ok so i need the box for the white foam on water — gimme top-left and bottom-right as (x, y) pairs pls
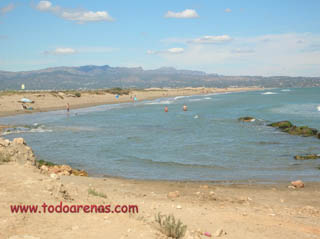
(281, 89), (291, 92)
(1, 128), (53, 136)
(174, 96), (188, 100)
(317, 106), (320, 112)
(262, 92), (278, 95)
(194, 115), (199, 119)
(145, 100), (173, 105)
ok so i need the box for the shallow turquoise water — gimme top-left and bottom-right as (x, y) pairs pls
(1, 88), (320, 182)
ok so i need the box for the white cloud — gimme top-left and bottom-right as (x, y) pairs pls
(36, 1), (114, 23)
(44, 46), (117, 55)
(153, 33), (320, 76)
(147, 48), (184, 55)
(231, 48), (255, 54)
(190, 35), (232, 44)
(225, 8), (232, 13)
(36, 1), (52, 11)
(164, 9), (199, 19)
(44, 48), (77, 55)
(0, 3), (15, 15)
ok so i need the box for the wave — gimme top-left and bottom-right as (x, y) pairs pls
(317, 106), (320, 112)
(1, 124), (52, 135)
(281, 89), (291, 92)
(117, 157), (226, 169)
(174, 96), (189, 100)
(262, 92), (278, 95)
(145, 100), (173, 105)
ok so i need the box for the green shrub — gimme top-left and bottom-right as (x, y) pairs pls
(0, 154), (10, 163)
(36, 159), (56, 168)
(155, 213), (187, 239)
(74, 92), (81, 97)
(88, 188), (107, 198)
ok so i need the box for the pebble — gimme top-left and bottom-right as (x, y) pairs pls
(167, 191), (180, 199)
(291, 180), (304, 188)
(50, 173), (60, 180)
(215, 228), (226, 237)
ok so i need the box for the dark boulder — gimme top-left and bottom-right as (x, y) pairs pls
(283, 126), (318, 137)
(238, 116), (256, 122)
(294, 154), (320, 160)
(268, 121), (293, 129)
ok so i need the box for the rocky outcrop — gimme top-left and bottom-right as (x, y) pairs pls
(38, 161), (88, 177)
(238, 116), (256, 122)
(268, 121), (319, 138)
(294, 154), (320, 160)
(268, 121), (293, 129)
(0, 137), (88, 176)
(283, 126), (318, 137)
(0, 137), (35, 165)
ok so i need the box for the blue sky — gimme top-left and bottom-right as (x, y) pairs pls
(1, 0), (320, 76)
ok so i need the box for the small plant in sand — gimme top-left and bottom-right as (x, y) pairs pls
(155, 213), (187, 239)
(36, 159), (56, 168)
(0, 154), (10, 163)
(74, 92), (81, 97)
(88, 188), (107, 199)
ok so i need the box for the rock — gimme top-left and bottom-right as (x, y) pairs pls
(167, 191), (180, 199)
(50, 173), (60, 180)
(215, 229), (226, 237)
(59, 165), (73, 175)
(318, 133), (320, 139)
(291, 180), (304, 188)
(0, 137), (36, 165)
(268, 121), (319, 138)
(71, 169), (88, 176)
(288, 185), (296, 189)
(283, 126), (318, 137)
(294, 154), (320, 160)
(238, 116), (256, 122)
(0, 138), (10, 147)
(13, 137), (26, 145)
(268, 121), (293, 129)
(40, 165), (49, 172)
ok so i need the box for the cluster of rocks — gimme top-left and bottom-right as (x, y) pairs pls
(0, 137), (36, 166)
(39, 163), (88, 177)
(268, 121), (319, 138)
(0, 137), (88, 177)
(294, 154), (320, 160)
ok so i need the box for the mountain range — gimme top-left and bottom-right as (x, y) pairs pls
(0, 65), (319, 90)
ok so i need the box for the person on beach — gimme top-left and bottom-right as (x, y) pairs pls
(164, 106), (168, 112)
(183, 105), (188, 111)
(66, 103), (70, 112)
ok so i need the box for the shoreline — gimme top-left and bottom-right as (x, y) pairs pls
(0, 87), (263, 118)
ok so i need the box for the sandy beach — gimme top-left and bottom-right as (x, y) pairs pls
(0, 158), (319, 239)
(0, 87), (262, 117)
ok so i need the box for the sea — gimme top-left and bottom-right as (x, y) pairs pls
(1, 88), (319, 183)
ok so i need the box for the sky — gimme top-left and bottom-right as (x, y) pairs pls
(0, 0), (320, 76)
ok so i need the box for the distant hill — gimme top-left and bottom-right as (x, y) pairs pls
(0, 65), (319, 90)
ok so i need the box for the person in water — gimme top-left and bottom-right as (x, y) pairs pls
(183, 105), (188, 111)
(66, 103), (70, 112)
(164, 106), (168, 112)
